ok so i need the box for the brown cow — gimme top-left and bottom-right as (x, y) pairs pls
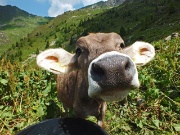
(37, 32), (155, 127)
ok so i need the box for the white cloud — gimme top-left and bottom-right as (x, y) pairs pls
(0, 0), (7, 6)
(48, 1), (74, 17)
(43, 0), (107, 17)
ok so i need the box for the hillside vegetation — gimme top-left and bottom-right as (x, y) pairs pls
(0, 5), (52, 54)
(0, 0), (180, 134)
(1, 0), (180, 64)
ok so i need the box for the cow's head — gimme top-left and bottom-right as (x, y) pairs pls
(37, 33), (155, 102)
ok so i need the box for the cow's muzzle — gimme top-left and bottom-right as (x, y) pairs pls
(88, 51), (139, 102)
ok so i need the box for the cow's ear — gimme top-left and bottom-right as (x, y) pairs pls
(36, 48), (75, 74)
(123, 41), (155, 66)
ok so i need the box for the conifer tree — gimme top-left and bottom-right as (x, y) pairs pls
(120, 26), (126, 37)
(168, 0), (176, 14)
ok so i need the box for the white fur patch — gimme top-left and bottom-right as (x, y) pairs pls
(88, 51), (139, 101)
(130, 41), (155, 66)
(100, 89), (130, 102)
(98, 120), (103, 127)
(36, 48), (73, 74)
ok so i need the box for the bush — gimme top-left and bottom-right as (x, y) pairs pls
(0, 60), (63, 134)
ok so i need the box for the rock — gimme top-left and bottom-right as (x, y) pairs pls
(171, 32), (179, 38)
(164, 35), (172, 42)
(164, 32), (179, 42)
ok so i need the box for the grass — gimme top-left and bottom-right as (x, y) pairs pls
(0, 34), (179, 135)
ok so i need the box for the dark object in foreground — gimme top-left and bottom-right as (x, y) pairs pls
(16, 118), (108, 135)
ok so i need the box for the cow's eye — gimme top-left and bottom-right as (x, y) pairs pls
(120, 43), (125, 48)
(76, 48), (82, 57)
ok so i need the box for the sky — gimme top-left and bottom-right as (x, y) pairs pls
(0, 0), (107, 17)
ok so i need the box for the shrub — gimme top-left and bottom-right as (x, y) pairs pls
(0, 60), (63, 134)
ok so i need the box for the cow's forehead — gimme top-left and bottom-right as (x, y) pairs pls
(76, 33), (123, 52)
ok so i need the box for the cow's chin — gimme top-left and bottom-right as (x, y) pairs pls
(88, 86), (134, 102)
(99, 89), (130, 102)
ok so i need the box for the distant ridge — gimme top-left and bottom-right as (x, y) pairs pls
(0, 5), (35, 24)
(106, 0), (126, 6)
(105, 0), (136, 7)
(81, 0), (126, 9)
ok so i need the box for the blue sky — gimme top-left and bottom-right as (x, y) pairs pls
(0, 0), (107, 17)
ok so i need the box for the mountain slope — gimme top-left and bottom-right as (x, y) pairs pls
(1, 0), (180, 64)
(0, 5), (33, 24)
(0, 5), (52, 54)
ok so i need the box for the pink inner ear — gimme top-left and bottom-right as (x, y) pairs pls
(140, 48), (149, 54)
(46, 56), (58, 62)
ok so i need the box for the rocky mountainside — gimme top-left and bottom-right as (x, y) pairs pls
(106, 0), (126, 6)
(83, 0), (140, 10)
(82, 0), (127, 9)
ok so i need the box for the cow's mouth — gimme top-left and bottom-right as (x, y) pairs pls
(99, 88), (130, 102)
(88, 85), (138, 102)
(88, 51), (140, 102)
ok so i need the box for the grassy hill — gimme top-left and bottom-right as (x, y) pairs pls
(1, 0), (180, 65)
(0, 5), (52, 54)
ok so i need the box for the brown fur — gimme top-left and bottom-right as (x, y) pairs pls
(37, 32), (155, 127)
(56, 33), (124, 126)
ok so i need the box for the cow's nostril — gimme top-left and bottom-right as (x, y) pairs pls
(91, 63), (105, 77)
(125, 61), (131, 71)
